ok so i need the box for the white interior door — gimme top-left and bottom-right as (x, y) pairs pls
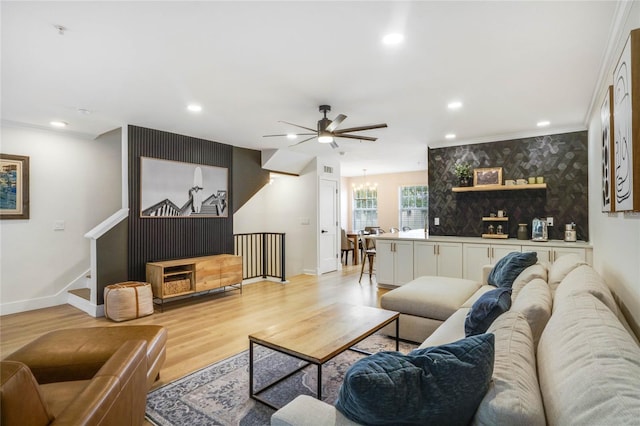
(319, 179), (338, 274)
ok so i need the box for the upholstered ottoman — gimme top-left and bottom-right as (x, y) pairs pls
(380, 276), (484, 343)
(104, 281), (154, 322)
(3, 325), (167, 390)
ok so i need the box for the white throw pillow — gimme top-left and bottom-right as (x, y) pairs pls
(547, 254), (586, 292)
(553, 265), (618, 316)
(511, 263), (548, 301)
(538, 293), (640, 426)
(472, 311), (546, 426)
(511, 278), (552, 348)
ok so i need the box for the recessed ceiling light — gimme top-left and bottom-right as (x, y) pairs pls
(537, 120), (550, 127)
(50, 121), (68, 128)
(187, 104), (202, 113)
(445, 133), (456, 140)
(447, 101), (463, 110)
(286, 134), (297, 139)
(382, 33), (404, 46)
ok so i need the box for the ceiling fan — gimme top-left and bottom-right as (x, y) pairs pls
(263, 105), (387, 149)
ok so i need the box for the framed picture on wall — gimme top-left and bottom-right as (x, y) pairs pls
(140, 157), (228, 218)
(473, 167), (503, 187)
(601, 85), (615, 212)
(613, 29), (640, 212)
(0, 153), (29, 220)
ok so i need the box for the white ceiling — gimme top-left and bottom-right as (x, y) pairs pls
(1, 1), (621, 176)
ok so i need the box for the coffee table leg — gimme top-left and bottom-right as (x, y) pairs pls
(317, 364), (322, 400)
(395, 317), (399, 351)
(249, 341), (254, 398)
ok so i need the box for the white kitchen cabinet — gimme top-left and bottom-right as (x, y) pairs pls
(463, 243), (522, 282)
(376, 240), (414, 286)
(414, 241), (463, 278)
(524, 245), (587, 264)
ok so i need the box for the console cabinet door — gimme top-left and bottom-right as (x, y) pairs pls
(414, 242), (438, 277)
(376, 240), (396, 285)
(437, 242), (463, 278)
(463, 244), (491, 281)
(552, 247), (586, 262)
(376, 240), (413, 286)
(463, 243), (520, 281)
(394, 241), (414, 286)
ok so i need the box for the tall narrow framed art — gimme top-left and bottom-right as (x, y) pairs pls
(601, 86), (614, 212)
(613, 28), (640, 212)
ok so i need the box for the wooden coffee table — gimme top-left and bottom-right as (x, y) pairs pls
(248, 303), (399, 409)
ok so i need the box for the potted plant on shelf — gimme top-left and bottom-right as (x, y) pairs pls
(453, 162), (473, 187)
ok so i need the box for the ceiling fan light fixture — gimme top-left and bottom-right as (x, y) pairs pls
(318, 135), (334, 143)
(382, 33), (404, 46)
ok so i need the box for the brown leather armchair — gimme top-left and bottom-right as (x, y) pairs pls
(1, 340), (148, 426)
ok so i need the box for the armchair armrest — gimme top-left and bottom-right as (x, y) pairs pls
(272, 395), (361, 426)
(52, 340), (147, 425)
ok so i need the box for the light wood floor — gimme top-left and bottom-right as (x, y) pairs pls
(0, 263), (387, 390)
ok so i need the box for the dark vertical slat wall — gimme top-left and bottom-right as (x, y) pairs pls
(128, 125), (234, 281)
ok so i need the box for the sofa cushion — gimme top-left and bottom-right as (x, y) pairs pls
(419, 308), (470, 349)
(380, 276), (481, 321)
(538, 293), (640, 425)
(511, 263), (548, 301)
(472, 311), (546, 426)
(461, 286), (495, 308)
(465, 287), (512, 337)
(547, 253), (586, 291)
(487, 252), (538, 289)
(553, 264), (619, 316)
(336, 334), (495, 426)
(510, 278), (552, 348)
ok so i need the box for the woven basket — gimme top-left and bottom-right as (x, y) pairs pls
(104, 281), (154, 322)
(164, 279), (191, 296)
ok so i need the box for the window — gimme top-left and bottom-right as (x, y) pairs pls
(353, 187), (378, 231)
(399, 185), (428, 230)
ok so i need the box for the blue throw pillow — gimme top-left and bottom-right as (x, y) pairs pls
(465, 287), (512, 336)
(335, 334), (495, 426)
(487, 251), (537, 288)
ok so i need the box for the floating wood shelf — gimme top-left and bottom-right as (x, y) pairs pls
(482, 234), (509, 239)
(482, 217), (509, 221)
(452, 183), (547, 192)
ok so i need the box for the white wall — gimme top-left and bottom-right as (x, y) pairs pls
(587, 3), (640, 328)
(0, 124), (121, 314)
(234, 158), (319, 277)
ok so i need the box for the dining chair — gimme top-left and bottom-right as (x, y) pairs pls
(402, 226), (412, 232)
(340, 229), (355, 265)
(389, 227), (400, 233)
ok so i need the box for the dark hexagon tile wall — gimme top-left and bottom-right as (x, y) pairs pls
(428, 131), (589, 241)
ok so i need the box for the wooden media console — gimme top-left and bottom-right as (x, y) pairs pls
(146, 254), (243, 308)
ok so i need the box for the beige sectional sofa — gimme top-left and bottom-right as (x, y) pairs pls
(272, 255), (640, 425)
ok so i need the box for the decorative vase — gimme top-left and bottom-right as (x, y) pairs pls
(517, 223), (528, 240)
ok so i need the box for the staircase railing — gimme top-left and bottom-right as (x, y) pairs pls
(234, 233), (286, 282)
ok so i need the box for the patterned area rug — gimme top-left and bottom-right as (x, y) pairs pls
(146, 334), (417, 426)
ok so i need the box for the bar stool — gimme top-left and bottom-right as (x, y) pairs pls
(359, 234), (376, 283)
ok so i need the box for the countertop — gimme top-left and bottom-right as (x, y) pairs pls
(371, 229), (592, 248)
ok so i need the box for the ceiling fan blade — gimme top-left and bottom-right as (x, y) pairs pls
(325, 114), (347, 132)
(278, 121), (317, 132)
(263, 133), (315, 138)
(333, 123), (388, 134)
(334, 134), (377, 141)
(288, 136), (316, 147)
